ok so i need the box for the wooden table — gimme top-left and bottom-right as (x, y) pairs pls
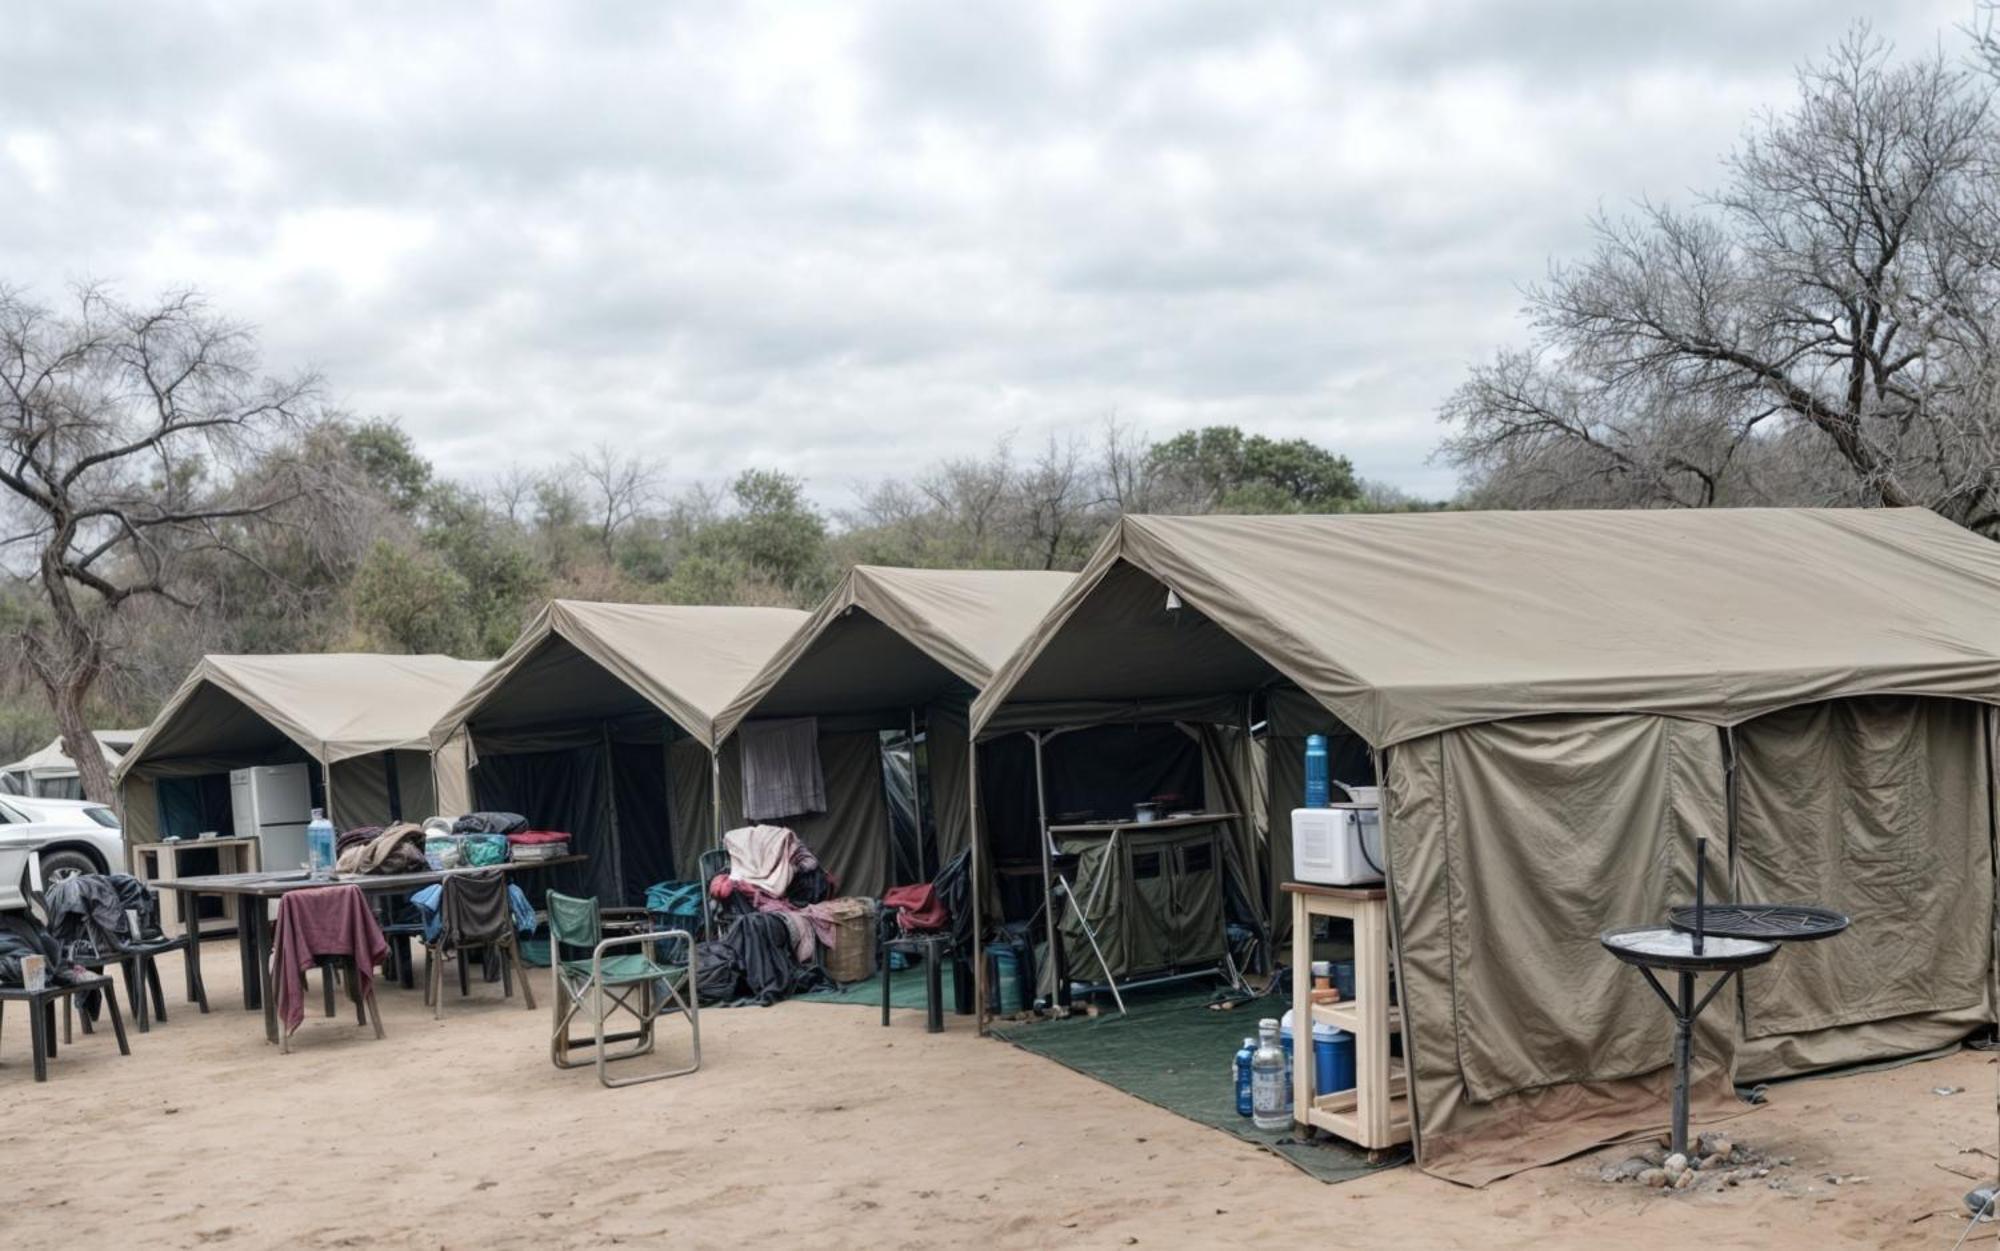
(154, 856), (587, 1044)
(1283, 881), (1411, 1153)
(132, 836), (262, 939)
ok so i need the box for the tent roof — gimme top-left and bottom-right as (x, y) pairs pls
(971, 508), (2000, 746)
(430, 599), (810, 752)
(116, 654), (492, 779)
(713, 566), (1076, 740)
(3, 730), (144, 777)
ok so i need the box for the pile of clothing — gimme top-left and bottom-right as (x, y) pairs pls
(0, 912), (89, 988)
(43, 873), (162, 960)
(334, 823), (429, 875)
(38, 873), (164, 1018)
(696, 824), (839, 1005)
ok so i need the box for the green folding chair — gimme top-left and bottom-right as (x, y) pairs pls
(547, 890), (700, 1087)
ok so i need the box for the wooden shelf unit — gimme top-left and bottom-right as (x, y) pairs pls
(133, 836), (261, 939)
(1284, 881), (1412, 1152)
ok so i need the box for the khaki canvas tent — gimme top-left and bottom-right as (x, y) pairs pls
(426, 600), (808, 906)
(2, 729), (142, 799)
(712, 566), (1075, 898)
(116, 655), (492, 847)
(971, 508), (2000, 1186)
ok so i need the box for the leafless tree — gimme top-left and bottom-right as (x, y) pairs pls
(1012, 433), (1100, 570)
(571, 443), (661, 563)
(1442, 29), (2000, 533)
(486, 464), (540, 526)
(0, 285), (318, 802)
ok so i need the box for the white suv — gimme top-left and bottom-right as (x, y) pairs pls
(0, 795), (125, 900)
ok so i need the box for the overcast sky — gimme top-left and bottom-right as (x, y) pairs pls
(0, 1), (1974, 507)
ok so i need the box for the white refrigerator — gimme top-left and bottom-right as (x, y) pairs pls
(230, 763), (313, 872)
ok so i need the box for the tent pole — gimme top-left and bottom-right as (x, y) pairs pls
(1244, 692), (1271, 974)
(969, 737), (987, 1035)
(1032, 729), (1064, 1010)
(320, 760), (335, 830)
(710, 745), (723, 851)
(1722, 725), (1739, 900)
(600, 723), (624, 905)
(908, 705), (926, 882)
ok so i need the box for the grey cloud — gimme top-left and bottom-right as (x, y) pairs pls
(0, 0), (1974, 509)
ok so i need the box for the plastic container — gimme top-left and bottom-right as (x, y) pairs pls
(988, 942), (1028, 1016)
(1329, 959), (1356, 1000)
(1250, 1019), (1288, 1130)
(306, 808), (336, 880)
(1285, 1010), (1355, 1097)
(1315, 1027), (1356, 1094)
(1304, 735), (1330, 808)
(1233, 1037), (1255, 1117)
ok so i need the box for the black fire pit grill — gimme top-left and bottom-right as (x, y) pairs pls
(1599, 836), (1814, 1158)
(1666, 903), (1849, 943)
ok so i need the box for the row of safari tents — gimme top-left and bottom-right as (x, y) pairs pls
(105, 507), (2000, 1184)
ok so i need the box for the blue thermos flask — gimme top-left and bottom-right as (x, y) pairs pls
(1304, 734), (1330, 807)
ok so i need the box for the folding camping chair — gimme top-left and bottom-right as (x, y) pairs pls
(423, 871), (535, 1018)
(547, 890), (700, 1087)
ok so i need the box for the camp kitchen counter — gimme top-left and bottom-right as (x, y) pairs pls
(155, 855), (586, 1044)
(1044, 813), (1238, 999)
(1283, 881), (1411, 1154)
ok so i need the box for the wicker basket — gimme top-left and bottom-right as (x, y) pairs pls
(819, 897), (878, 984)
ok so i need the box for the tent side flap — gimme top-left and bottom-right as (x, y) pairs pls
(1384, 713), (1741, 1187)
(1732, 697), (1996, 1080)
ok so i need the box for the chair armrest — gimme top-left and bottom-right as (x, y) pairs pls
(590, 929), (698, 992)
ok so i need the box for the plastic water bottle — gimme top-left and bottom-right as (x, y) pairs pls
(1278, 1009), (1298, 1114)
(307, 808), (336, 880)
(1233, 1037), (1256, 1117)
(1304, 734), (1330, 807)
(1251, 1018), (1289, 1130)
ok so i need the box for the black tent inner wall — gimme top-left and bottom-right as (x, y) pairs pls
(978, 723), (1204, 925)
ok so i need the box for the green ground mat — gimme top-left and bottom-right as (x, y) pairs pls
(803, 962), (960, 1010)
(991, 985), (1408, 1184)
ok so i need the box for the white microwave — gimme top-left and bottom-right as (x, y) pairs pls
(1292, 805), (1384, 886)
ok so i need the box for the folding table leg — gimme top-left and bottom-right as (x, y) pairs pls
(259, 908), (279, 1045)
(236, 894), (261, 1010)
(189, 940), (209, 1014)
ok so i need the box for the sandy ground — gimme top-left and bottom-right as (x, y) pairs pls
(1, 944), (1994, 1251)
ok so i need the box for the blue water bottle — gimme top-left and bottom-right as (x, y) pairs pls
(307, 807), (336, 879)
(1304, 734), (1330, 807)
(1234, 1036), (1256, 1117)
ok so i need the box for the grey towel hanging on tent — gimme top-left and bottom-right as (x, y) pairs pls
(740, 717), (825, 821)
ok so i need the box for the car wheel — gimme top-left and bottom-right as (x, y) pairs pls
(36, 848), (98, 887)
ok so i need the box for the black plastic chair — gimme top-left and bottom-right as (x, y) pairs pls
(877, 851), (974, 1032)
(39, 873), (206, 1035)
